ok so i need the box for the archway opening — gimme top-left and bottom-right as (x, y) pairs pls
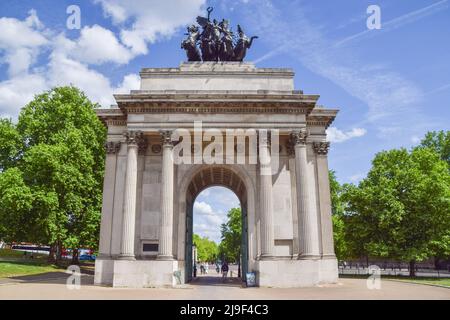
(185, 166), (248, 286)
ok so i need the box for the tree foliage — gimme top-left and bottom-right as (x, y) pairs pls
(329, 171), (348, 260)
(418, 131), (450, 263)
(419, 130), (450, 166)
(219, 207), (242, 264)
(0, 119), (22, 171)
(0, 168), (33, 242)
(193, 234), (218, 262)
(0, 86), (106, 262)
(341, 147), (450, 274)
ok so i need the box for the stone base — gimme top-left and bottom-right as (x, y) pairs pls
(95, 258), (338, 288)
(94, 258), (184, 288)
(94, 258), (114, 286)
(256, 258), (338, 288)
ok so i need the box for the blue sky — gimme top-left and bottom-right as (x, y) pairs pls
(0, 0), (449, 242)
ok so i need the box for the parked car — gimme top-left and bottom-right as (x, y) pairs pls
(79, 254), (96, 261)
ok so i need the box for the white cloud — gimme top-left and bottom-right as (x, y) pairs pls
(194, 201), (225, 225)
(193, 201), (227, 242)
(0, 10), (48, 77)
(94, 0), (206, 55)
(0, 10), (46, 49)
(115, 74), (140, 94)
(0, 74), (47, 118)
(0, 10), (150, 117)
(0, 53), (137, 116)
(64, 25), (135, 65)
(194, 201), (214, 216)
(0, 2), (210, 117)
(48, 51), (116, 107)
(193, 187), (241, 242)
(327, 127), (367, 143)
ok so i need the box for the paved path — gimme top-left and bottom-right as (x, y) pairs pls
(0, 272), (449, 300)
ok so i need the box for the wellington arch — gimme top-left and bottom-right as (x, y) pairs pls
(94, 62), (339, 288)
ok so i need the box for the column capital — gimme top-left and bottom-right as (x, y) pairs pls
(105, 141), (121, 154)
(290, 129), (308, 146)
(124, 131), (147, 154)
(313, 141), (330, 155)
(159, 130), (174, 147)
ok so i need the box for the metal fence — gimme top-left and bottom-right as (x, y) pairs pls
(339, 264), (450, 278)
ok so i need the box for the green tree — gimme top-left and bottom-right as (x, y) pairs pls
(342, 147), (450, 276)
(418, 131), (450, 266)
(329, 171), (348, 260)
(0, 86), (106, 263)
(219, 207), (242, 276)
(419, 130), (450, 166)
(193, 234), (218, 263)
(0, 119), (22, 171)
(0, 168), (33, 242)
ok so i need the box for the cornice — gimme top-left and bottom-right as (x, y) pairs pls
(96, 108), (126, 126)
(113, 91), (318, 103)
(306, 108), (339, 129)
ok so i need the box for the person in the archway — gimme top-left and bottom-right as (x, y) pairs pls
(221, 261), (229, 282)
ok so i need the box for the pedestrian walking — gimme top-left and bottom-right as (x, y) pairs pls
(221, 261), (229, 282)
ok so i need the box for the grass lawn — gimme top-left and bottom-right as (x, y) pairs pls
(0, 261), (62, 278)
(392, 277), (450, 288)
(339, 274), (450, 288)
(0, 249), (63, 278)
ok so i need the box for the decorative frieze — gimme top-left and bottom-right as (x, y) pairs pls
(105, 119), (127, 126)
(121, 103), (313, 115)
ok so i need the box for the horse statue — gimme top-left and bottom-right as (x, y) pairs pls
(218, 19), (234, 61)
(233, 25), (258, 62)
(181, 7), (258, 62)
(181, 25), (201, 62)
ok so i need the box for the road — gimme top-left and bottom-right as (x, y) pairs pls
(0, 271), (449, 300)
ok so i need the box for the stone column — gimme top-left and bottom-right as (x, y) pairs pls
(291, 129), (320, 259)
(119, 131), (144, 260)
(313, 141), (336, 259)
(259, 130), (274, 259)
(98, 141), (121, 259)
(157, 130), (175, 260)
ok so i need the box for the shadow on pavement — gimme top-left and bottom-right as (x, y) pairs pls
(0, 271), (94, 286)
(189, 275), (243, 287)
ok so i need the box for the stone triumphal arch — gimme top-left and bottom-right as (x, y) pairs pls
(95, 62), (339, 288)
